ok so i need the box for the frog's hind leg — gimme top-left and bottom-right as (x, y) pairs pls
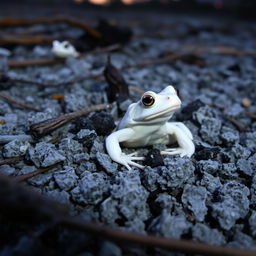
(161, 122), (195, 157)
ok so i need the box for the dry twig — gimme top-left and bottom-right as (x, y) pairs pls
(0, 16), (101, 40)
(13, 164), (59, 182)
(8, 44), (121, 68)
(0, 156), (24, 166)
(29, 103), (111, 138)
(0, 93), (42, 112)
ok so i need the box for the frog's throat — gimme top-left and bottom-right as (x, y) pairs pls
(134, 105), (180, 121)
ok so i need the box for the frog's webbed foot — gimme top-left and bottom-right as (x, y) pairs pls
(121, 153), (145, 170)
(106, 128), (145, 170)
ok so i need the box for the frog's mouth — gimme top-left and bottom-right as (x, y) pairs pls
(135, 104), (181, 121)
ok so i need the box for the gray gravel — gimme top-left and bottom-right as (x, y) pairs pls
(0, 11), (256, 256)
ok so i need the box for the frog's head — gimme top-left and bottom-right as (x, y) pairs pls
(52, 40), (79, 58)
(133, 86), (181, 123)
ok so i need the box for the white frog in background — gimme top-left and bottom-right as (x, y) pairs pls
(51, 40), (79, 58)
(106, 86), (195, 170)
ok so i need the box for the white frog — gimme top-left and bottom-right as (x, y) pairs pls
(106, 86), (195, 170)
(51, 40), (79, 58)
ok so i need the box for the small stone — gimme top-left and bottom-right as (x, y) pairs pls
(28, 142), (65, 168)
(77, 162), (97, 176)
(249, 211), (256, 237)
(158, 158), (195, 190)
(124, 218), (146, 234)
(73, 153), (90, 164)
(98, 241), (122, 256)
(220, 163), (239, 179)
(231, 143), (251, 160)
(90, 112), (116, 136)
(180, 99), (205, 121)
(197, 160), (221, 175)
(153, 194), (176, 214)
(27, 171), (53, 187)
(192, 105), (218, 125)
(99, 197), (119, 224)
(224, 104), (244, 117)
(90, 139), (104, 157)
(228, 231), (256, 250)
(54, 166), (78, 191)
(200, 172), (222, 194)
(220, 126), (239, 146)
(71, 171), (109, 205)
(0, 165), (16, 176)
(194, 146), (220, 161)
(199, 117), (222, 145)
(241, 97), (251, 108)
(237, 159), (253, 176)
(148, 210), (191, 239)
(181, 184), (208, 221)
(75, 129), (97, 148)
(45, 189), (70, 205)
(144, 149), (164, 168)
(243, 132), (256, 151)
(96, 152), (118, 174)
(110, 170), (149, 221)
(58, 138), (83, 163)
(210, 181), (250, 230)
(141, 166), (160, 192)
(2, 140), (30, 158)
(192, 223), (226, 246)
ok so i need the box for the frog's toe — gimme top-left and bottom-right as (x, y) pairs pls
(161, 148), (179, 152)
(161, 148), (181, 155)
(127, 160), (145, 169)
(127, 151), (139, 157)
(161, 148), (193, 158)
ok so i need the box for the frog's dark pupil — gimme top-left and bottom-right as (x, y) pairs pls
(142, 95), (154, 106)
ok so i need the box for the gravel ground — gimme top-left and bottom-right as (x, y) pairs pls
(0, 10), (256, 256)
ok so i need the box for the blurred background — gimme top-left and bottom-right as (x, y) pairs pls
(0, 0), (256, 19)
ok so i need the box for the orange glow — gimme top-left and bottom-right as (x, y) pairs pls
(122, 0), (151, 4)
(88, 0), (109, 5)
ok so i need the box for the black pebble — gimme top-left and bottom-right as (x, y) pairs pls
(90, 111), (116, 136)
(74, 111), (116, 136)
(180, 99), (205, 121)
(144, 149), (164, 168)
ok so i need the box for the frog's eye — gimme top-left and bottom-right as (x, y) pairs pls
(141, 94), (155, 107)
(63, 42), (70, 48)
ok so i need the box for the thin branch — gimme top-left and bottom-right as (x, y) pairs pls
(0, 93), (42, 112)
(8, 58), (64, 68)
(13, 163), (59, 182)
(62, 217), (255, 256)
(0, 156), (24, 166)
(29, 103), (111, 138)
(0, 33), (57, 46)
(245, 111), (256, 120)
(224, 115), (247, 132)
(8, 44), (121, 68)
(0, 16), (102, 40)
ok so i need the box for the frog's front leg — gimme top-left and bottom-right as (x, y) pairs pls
(106, 128), (145, 170)
(161, 122), (195, 157)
